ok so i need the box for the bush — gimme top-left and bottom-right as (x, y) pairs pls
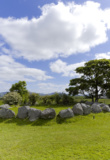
(60, 93), (74, 105)
(29, 93), (39, 105)
(52, 93), (61, 105)
(40, 95), (53, 105)
(3, 92), (22, 105)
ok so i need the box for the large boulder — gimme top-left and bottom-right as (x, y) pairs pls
(41, 108), (56, 119)
(101, 104), (110, 112)
(0, 104), (10, 109)
(28, 108), (41, 121)
(59, 108), (74, 118)
(17, 106), (30, 119)
(72, 103), (83, 115)
(81, 103), (91, 115)
(98, 103), (105, 107)
(91, 103), (102, 113)
(0, 108), (15, 118)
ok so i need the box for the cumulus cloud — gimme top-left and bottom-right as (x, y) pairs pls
(0, 81), (11, 92)
(95, 52), (110, 59)
(36, 83), (68, 94)
(0, 55), (52, 82)
(0, 1), (110, 61)
(50, 59), (85, 77)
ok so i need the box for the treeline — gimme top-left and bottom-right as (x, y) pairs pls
(2, 81), (74, 106)
(3, 92), (74, 106)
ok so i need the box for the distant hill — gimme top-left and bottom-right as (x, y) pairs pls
(0, 92), (8, 97)
(28, 92), (57, 96)
(0, 92), (63, 97)
(35, 92), (62, 96)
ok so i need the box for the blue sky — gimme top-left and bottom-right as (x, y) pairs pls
(0, 0), (110, 93)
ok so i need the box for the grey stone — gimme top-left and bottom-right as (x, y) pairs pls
(72, 103), (83, 115)
(28, 108), (41, 121)
(81, 103), (91, 115)
(0, 108), (15, 118)
(0, 104), (10, 109)
(41, 108), (56, 119)
(17, 106), (30, 119)
(91, 104), (102, 113)
(99, 103), (107, 107)
(59, 108), (74, 118)
(85, 101), (93, 105)
(101, 104), (110, 112)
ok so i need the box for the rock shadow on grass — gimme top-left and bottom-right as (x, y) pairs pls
(56, 115), (68, 124)
(1, 117), (55, 126)
(31, 118), (54, 126)
(3, 117), (32, 126)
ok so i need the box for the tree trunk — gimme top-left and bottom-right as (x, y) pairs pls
(95, 97), (98, 102)
(95, 74), (99, 102)
(92, 95), (94, 102)
(95, 88), (98, 102)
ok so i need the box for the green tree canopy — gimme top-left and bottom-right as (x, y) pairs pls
(10, 81), (28, 96)
(10, 81), (29, 104)
(66, 59), (110, 102)
(29, 93), (40, 105)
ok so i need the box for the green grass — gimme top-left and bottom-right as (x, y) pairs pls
(1, 100), (110, 159)
(0, 106), (110, 159)
(74, 97), (110, 105)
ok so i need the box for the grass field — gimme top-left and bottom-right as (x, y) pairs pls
(0, 99), (110, 159)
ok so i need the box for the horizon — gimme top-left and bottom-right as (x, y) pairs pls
(0, 0), (110, 93)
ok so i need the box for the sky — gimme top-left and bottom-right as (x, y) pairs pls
(0, 0), (110, 93)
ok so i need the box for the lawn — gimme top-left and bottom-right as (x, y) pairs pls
(0, 102), (110, 160)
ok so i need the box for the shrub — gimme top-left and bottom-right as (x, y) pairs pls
(29, 93), (39, 105)
(60, 93), (74, 105)
(3, 92), (22, 105)
(52, 93), (61, 105)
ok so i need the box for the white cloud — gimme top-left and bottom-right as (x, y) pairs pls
(0, 55), (53, 82)
(95, 52), (110, 59)
(0, 81), (11, 92)
(0, 42), (4, 47)
(36, 83), (68, 94)
(0, 1), (110, 61)
(50, 59), (85, 77)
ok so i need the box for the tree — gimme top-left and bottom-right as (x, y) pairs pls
(53, 93), (61, 105)
(66, 59), (110, 102)
(60, 93), (74, 105)
(3, 92), (22, 105)
(40, 95), (53, 105)
(10, 81), (29, 104)
(29, 93), (39, 105)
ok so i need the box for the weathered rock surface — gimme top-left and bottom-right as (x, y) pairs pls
(81, 103), (91, 115)
(85, 101), (93, 105)
(0, 104), (10, 109)
(28, 108), (41, 121)
(72, 103), (83, 115)
(17, 106), (30, 119)
(59, 108), (74, 118)
(101, 104), (110, 112)
(91, 103), (102, 113)
(41, 108), (56, 119)
(0, 108), (15, 118)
